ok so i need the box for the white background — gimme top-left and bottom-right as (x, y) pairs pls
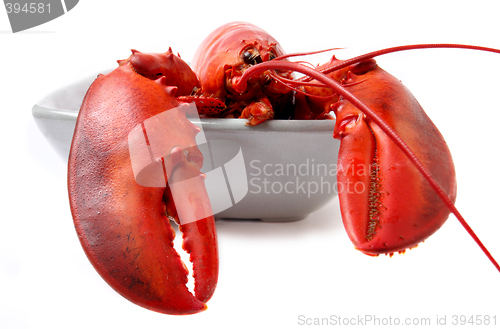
(2, 1), (500, 328)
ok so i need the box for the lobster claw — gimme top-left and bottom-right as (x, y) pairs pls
(68, 50), (218, 314)
(330, 62), (457, 255)
(233, 43), (499, 271)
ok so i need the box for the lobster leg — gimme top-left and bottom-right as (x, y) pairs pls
(239, 96), (274, 125)
(68, 51), (218, 314)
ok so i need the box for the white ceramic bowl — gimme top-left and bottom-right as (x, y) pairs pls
(33, 72), (340, 222)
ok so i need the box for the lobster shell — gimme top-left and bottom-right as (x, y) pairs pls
(68, 50), (218, 314)
(303, 58), (457, 254)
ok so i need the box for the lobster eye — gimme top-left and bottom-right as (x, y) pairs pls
(242, 49), (263, 65)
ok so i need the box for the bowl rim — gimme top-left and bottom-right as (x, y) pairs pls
(33, 104), (336, 132)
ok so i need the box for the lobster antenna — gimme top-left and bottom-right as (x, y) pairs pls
(298, 44), (500, 82)
(272, 47), (344, 61)
(236, 61), (500, 272)
(268, 70), (367, 99)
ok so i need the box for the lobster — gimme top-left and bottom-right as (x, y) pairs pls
(67, 21), (500, 316)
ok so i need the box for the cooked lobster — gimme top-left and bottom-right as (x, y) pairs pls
(67, 22), (499, 316)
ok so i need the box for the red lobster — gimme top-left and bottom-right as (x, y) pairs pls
(67, 21), (500, 316)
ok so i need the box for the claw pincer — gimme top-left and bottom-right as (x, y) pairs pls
(68, 50), (218, 315)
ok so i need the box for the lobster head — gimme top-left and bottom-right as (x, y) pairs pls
(191, 21), (294, 122)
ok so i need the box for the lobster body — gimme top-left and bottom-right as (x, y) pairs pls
(300, 58), (457, 254)
(66, 22), (499, 316)
(68, 50), (218, 315)
(191, 21), (294, 125)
